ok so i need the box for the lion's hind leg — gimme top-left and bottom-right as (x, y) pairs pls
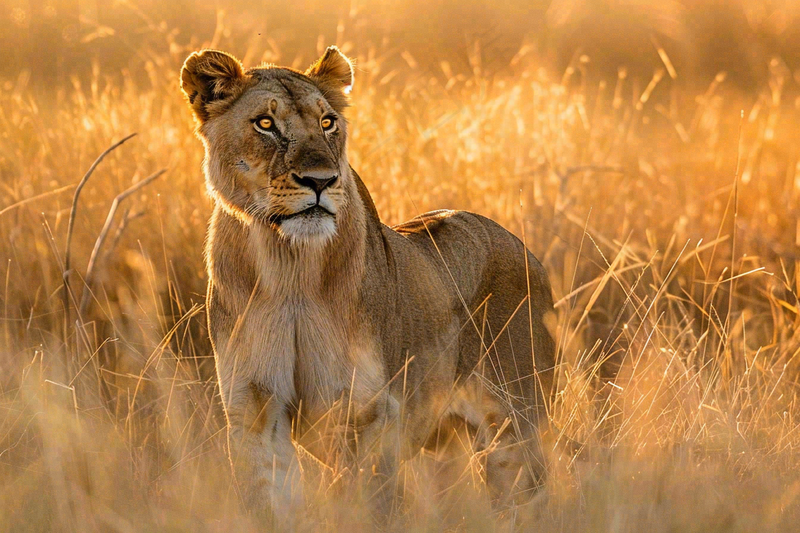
(444, 381), (547, 506)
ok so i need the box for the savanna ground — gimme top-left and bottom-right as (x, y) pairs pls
(3, 1), (800, 531)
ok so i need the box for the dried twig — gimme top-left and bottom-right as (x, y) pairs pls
(62, 133), (137, 340)
(0, 183), (76, 218)
(105, 207), (146, 262)
(79, 168), (166, 316)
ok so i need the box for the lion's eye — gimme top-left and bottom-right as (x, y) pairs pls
(321, 116), (336, 131)
(254, 117), (274, 133)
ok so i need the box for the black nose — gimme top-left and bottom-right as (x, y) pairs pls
(292, 173), (338, 194)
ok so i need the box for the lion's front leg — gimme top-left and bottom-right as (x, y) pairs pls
(219, 370), (302, 523)
(208, 282), (302, 522)
(348, 392), (401, 520)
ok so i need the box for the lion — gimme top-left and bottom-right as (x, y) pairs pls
(180, 45), (556, 522)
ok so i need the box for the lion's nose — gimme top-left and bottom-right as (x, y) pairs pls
(292, 172), (338, 194)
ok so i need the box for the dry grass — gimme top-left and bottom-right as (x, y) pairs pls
(3, 15), (800, 533)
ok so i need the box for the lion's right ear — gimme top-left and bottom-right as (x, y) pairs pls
(180, 50), (245, 123)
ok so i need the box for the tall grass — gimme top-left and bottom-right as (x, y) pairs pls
(2, 20), (800, 532)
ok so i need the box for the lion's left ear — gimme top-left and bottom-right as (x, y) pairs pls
(306, 46), (354, 94)
(181, 49), (246, 123)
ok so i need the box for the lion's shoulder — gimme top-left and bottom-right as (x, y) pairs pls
(391, 209), (507, 250)
(391, 209), (460, 235)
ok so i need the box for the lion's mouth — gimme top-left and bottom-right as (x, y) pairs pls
(271, 204), (334, 224)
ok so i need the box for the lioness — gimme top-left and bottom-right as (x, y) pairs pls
(180, 46), (556, 519)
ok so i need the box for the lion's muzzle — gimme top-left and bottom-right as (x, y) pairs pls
(291, 170), (339, 199)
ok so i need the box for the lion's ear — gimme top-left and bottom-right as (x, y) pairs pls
(306, 46), (354, 94)
(181, 50), (245, 123)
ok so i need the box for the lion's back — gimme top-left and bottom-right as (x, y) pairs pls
(392, 210), (490, 300)
(391, 209), (552, 312)
(391, 209), (556, 404)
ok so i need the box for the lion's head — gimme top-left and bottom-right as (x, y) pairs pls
(180, 47), (355, 245)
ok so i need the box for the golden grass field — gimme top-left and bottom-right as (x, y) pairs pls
(3, 3), (800, 531)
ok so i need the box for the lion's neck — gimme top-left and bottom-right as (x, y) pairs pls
(248, 175), (368, 311)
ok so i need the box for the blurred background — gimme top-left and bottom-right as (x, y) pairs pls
(5, 0), (800, 89)
(3, 1), (800, 530)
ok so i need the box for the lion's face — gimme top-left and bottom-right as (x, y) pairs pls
(181, 47), (354, 245)
(203, 71), (350, 244)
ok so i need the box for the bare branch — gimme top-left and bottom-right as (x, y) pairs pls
(0, 183), (76, 218)
(104, 207), (145, 263)
(79, 168), (166, 317)
(62, 133), (137, 341)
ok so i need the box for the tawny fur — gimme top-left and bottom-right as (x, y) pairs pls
(181, 46), (557, 519)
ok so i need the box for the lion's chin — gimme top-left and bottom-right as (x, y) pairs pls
(275, 211), (337, 247)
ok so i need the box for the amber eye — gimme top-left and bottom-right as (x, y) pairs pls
(321, 116), (336, 131)
(254, 117), (274, 132)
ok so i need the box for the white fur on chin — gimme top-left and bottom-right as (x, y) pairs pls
(277, 215), (338, 247)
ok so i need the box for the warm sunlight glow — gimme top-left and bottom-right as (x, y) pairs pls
(2, 1), (800, 531)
